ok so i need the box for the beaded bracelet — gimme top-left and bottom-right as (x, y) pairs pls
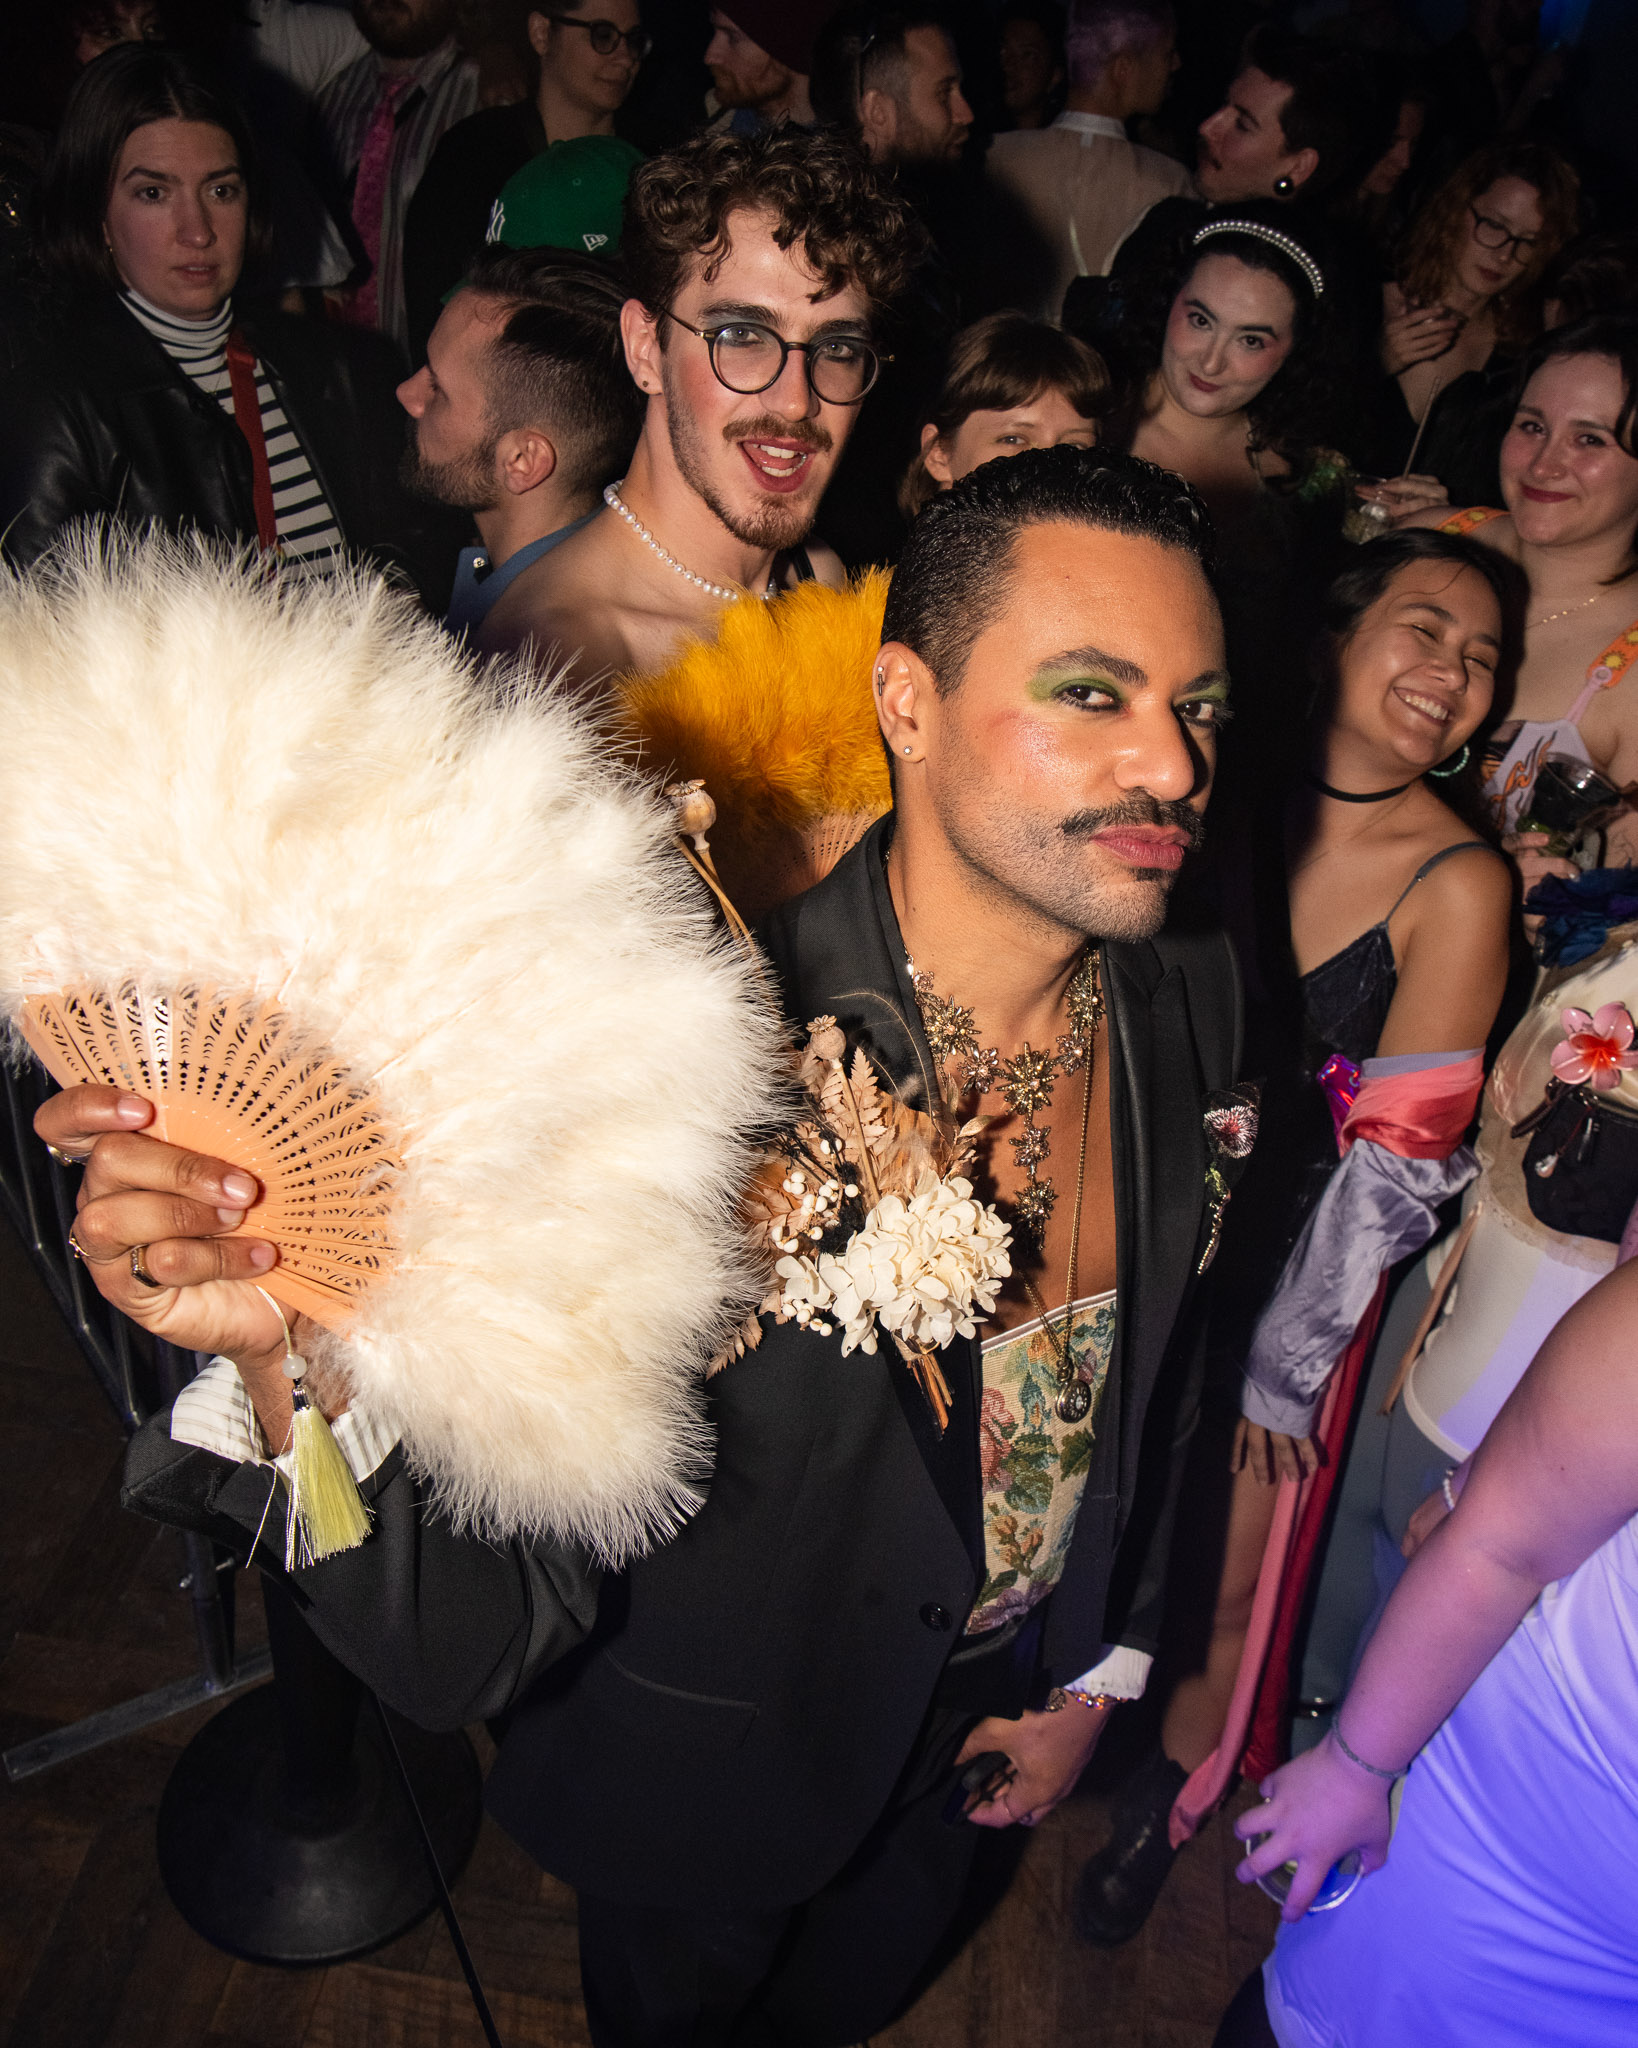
(1044, 1686), (1117, 1714)
(1441, 1470), (1459, 1514)
(1331, 1720), (1399, 1781)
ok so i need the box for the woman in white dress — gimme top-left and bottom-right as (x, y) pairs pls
(1216, 1251), (1638, 2048)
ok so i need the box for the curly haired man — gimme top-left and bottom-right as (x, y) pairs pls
(481, 125), (921, 687)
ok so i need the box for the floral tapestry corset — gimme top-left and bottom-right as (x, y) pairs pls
(966, 1289), (1116, 1636)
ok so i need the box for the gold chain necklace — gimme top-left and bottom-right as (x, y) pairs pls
(1530, 568), (1636, 630)
(909, 953), (1104, 1422)
(1530, 589), (1607, 629)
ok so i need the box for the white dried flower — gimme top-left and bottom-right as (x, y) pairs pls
(767, 1172), (1011, 1359)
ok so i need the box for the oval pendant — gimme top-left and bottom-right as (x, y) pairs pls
(1056, 1377), (1091, 1424)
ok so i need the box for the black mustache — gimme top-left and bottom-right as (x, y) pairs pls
(1060, 798), (1206, 850)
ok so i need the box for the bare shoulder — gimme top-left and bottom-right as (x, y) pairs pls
(478, 519), (622, 673)
(1400, 829), (1511, 933)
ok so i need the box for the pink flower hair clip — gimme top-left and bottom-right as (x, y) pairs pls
(1550, 1002), (1638, 1092)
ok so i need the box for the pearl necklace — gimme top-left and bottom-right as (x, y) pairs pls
(603, 482), (774, 603)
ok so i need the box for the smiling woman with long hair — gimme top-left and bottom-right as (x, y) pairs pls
(1398, 314), (1638, 903)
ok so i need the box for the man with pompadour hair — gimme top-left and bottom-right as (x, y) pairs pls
(480, 124), (921, 689)
(396, 244), (644, 640)
(82, 444), (1250, 2044)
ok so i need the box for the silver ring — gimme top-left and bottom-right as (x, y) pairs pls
(130, 1244), (162, 1288)
(46, 1143), (93, 1168)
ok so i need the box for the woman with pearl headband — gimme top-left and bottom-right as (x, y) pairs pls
(1068, 201), (1355, 782)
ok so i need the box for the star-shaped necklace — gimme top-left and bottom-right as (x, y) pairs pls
(908, 952), (1106, 1421)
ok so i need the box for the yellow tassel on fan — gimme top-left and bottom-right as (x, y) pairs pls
(285, 1385), (373, 1568)
(251, 1286), (372, 1568)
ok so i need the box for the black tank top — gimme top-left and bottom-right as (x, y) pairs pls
(1299, 842), (1492, 1068)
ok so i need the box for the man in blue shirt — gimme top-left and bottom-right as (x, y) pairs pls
(396, 245), (644, 641)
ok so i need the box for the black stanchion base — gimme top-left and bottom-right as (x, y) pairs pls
(155, 1683), (483, 1965)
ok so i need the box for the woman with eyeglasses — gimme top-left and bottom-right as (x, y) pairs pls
(1358, 143), (1579, 519)
(402, 0), (648, 359)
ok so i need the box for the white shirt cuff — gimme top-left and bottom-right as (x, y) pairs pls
(1067, 1642), (1152, 1702)
(170, 1356), (398, 1486)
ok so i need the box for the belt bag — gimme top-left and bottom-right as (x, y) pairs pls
(1512, 1078), (1638, 1243)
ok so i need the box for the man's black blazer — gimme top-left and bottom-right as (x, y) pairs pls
(123, 817), (1242, 1913)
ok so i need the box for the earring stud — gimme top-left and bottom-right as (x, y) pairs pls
(902, 745), (913, 756)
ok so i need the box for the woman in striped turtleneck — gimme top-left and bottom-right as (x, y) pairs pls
(0, 44), (427, 586)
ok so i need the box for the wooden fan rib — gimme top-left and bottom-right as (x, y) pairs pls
(19, 984), (402, 1331)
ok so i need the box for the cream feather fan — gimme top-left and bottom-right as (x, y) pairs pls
(0, 530), (787, 1561)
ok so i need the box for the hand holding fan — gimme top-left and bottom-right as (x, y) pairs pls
(20, 981), (401, 1329)
(0, 531), (784, 1565)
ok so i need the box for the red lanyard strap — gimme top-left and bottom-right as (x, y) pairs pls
(224, 331), (278, 552)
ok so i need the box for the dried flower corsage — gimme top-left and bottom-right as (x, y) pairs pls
(1550, 1003), (1638, 1092)
(711, 1016), (1013, 1430)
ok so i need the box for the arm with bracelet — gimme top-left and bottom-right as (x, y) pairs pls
(1234, 1254), (1638, 1920)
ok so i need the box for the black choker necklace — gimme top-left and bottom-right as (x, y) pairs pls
(1305, 770), (1416, 804)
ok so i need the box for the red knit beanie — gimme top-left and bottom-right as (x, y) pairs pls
(716, 1), (837, 75)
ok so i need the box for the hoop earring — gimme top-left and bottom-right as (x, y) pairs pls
(1274, 175), (1295, 198)
(1427, 743), (1470, 779)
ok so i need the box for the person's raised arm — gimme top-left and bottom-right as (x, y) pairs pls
(1236, 1255), (1638, 1916)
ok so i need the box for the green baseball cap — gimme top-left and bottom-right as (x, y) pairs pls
(485, 136), (644, 259)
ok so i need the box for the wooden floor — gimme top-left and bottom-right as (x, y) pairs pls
(0, 1213), (1275, 2047)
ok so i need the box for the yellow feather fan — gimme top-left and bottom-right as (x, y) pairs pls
(616, 572), (894, 919)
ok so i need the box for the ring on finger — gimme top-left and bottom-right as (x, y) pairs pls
(129, 1244), (163, 1288)
(46, 1143), (93, 1169)
(67, 1225), (123, 1266)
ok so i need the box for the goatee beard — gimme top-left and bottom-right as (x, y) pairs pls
(666, 402), (831, 553)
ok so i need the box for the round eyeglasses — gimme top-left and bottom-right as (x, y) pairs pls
(662, 312), (888, 406)
(543, 14), (652, 60)
(1469, 206), (1538, 262)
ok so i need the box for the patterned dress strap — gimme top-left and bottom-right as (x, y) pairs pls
(1437, 505), (1507, 537)
(1582, 617), (1638, 695)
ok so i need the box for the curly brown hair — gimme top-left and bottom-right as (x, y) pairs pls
(1397, 143), (1580, 345)
(621, 127), (923, 322)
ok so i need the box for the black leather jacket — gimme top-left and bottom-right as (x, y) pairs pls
(0, 291), (457, 602)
